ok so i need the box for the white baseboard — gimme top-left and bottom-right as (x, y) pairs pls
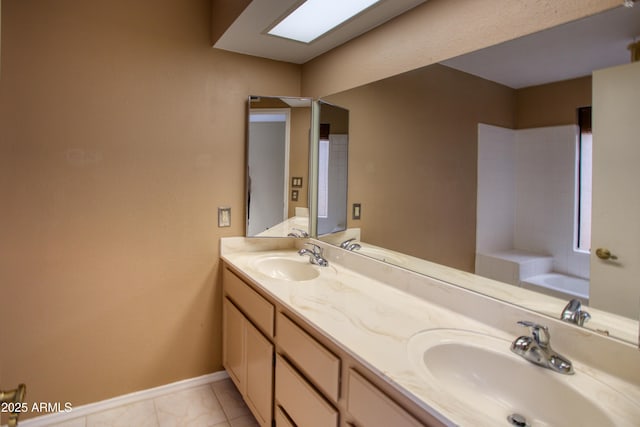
(10, 371), (229, 427)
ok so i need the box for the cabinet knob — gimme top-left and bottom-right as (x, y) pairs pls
(595, 248), (618, 260)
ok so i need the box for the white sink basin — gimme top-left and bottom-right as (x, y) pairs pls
(407, 329), (639, 427)
(251, 255), (324, 281)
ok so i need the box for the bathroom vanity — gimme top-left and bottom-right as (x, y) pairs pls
(222, 242), (438, 426)
(221, 237), (640, 427)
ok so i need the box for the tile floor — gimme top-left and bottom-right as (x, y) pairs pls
(48, 379), (258, 427)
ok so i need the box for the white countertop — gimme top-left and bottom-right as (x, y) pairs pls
(220, 237), (640, 427)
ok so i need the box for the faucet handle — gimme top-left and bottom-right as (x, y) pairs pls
(292, 228), (309, 238)
(561, 299), (582, 319)
(517, 321), (550, 347)
(340, 238), (356, 248)
(560, 299), (591, 326)
(304, 242), (323, 255)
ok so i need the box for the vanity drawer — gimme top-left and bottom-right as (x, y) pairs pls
(224, 267), (274, 338)
(347, 369), (423, 427)
(275, 354), (338, 427)
(276, 312), (340, 402)
(275, 406), (296, 427)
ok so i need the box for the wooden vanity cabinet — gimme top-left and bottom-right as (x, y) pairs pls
(222, 263), (444, 427)
(222, 268), (274, 427)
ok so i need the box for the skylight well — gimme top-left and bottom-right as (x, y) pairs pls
(268, 0), (382, 43)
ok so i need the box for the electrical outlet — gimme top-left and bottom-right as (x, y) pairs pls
(352, 203), (361, 220)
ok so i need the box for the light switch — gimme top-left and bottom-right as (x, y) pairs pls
(218, 207), (231, 227)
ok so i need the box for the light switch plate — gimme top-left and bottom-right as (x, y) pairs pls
(218, 207), (231, 227)
(352, 203), (361, 220)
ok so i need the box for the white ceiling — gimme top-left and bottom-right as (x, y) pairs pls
(216, 2), (640, 88)
(214, 0), (427, 64)
(441, 5), (640, 88)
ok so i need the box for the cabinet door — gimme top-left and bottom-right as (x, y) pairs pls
(223, 298), (245, 390)
(245, 322), (274, 427)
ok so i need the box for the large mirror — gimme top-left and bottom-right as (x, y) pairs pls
(246, 96), (312, 237)
(320, 5), (640, 345)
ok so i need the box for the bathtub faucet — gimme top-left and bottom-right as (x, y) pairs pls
(560, 299), (591, 326)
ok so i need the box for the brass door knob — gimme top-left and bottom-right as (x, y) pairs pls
(595, 248), (618, 260)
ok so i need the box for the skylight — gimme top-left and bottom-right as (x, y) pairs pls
(268, 0), (382, 44)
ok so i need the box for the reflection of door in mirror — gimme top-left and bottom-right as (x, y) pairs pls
(247, 108), (288, 236)
(590, 60), (640, 319)
(316, 101), (349, 236)
(246, 96), (312, 237)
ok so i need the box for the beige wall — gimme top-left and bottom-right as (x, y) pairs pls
(325, 64), (515, 272)
(302, 0), (618, 98)
(288, 107), (311, 217)
(516, 76), (592, 128)
(0, 0), (300, 419)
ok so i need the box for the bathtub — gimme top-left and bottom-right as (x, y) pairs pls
(520, 273), (589, 304)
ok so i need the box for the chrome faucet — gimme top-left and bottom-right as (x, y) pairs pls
(339, 238), (361, 251)
(298, 243), (329, 267)
(511, 321), (574, 375)
(560, 299), (591, 326)
(287, 228), (309, 238)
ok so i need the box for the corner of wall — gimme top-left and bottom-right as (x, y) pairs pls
(210, 0), (252, 46)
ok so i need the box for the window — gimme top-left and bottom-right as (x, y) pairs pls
(577, 107), (592, 251)
(318, 139), (330, 219)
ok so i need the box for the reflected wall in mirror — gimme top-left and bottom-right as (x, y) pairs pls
(246, 96), (312, 237)
(322, 5), (640, 345)
(316, 101), (349, 236)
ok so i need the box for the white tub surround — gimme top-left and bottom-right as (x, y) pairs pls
(475, 249), (554, 286)
(220, 237), (640, 427)
(476, 124), (590, 280)
(476, 249), (591, 304)
(521, 272), (589, 303)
